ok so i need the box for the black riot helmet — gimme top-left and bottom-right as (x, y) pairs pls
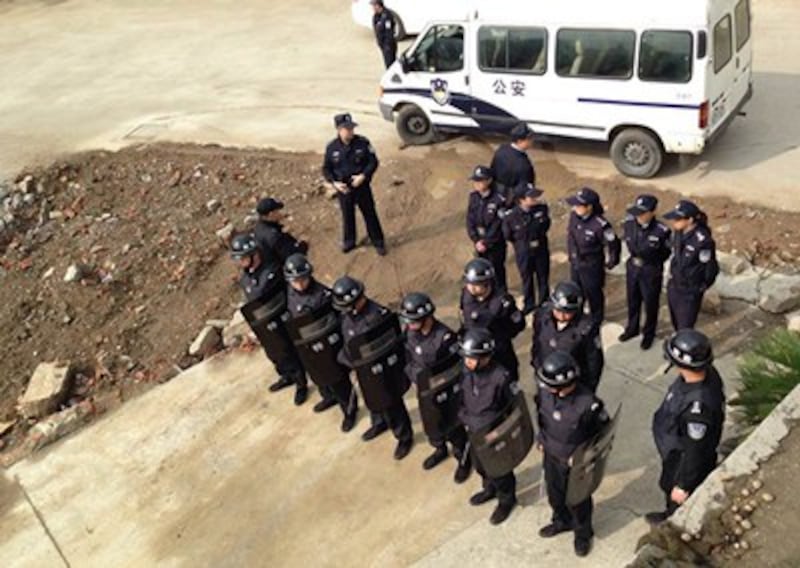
(538, 351), (580, 389)
(459, 328), (495, 358)
(463, 258), (495, 285)
(283, 253), (313, 281)
(550, 281), (584, 313)
(664, 329), (714, 370)
(332, 276), (365, 310)
(230, 234), (259, 259)
(400, 292), (435, 322)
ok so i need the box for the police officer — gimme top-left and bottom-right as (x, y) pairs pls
(460, 258), (526, 381)
(490, 122), (536, 205)
(663, 200), (720, 331)
(334, 276), (414, 459)
(254, 197), (308, 267)
(458, 328), (519, 525)
(531, 281), (604, 393)
(502, 182), (551, 314)
(619, 195), (672, 350)
(322, 113), (387, 256)
(536, 351), (610, 557)
(466, 165), (509, 291)
(370, 0), (397, 69)
(647, 329), (725, 525)
(401, 292), (472, 483)
(566, 187), (621, 326)
(284, 254), (359, 431)
(230, 234), (308, 404)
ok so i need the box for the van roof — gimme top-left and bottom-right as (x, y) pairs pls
(465, 0), (712, 28)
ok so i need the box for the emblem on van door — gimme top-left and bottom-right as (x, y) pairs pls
(430, 78), (451, 106)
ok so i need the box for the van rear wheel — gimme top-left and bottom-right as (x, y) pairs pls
(610, 128), (664, 179)
(396, 105), (436, 145)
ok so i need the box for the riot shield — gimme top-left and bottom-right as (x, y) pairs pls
(417, 352), (463, 440)
(566, 404), (621, 506)
(240, 282), (294, 367)
(471, 392), (535, 478)
(346, 312), (409, 412)
(284, 302), (348, 388)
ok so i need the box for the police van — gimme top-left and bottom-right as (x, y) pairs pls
(377, 0), (753, 178)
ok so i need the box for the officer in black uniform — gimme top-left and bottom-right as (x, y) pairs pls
(566, 187), (621, 326)
(371, 0), (397, 68)
(230, 234), (308, 404)
(618, 194), (672, 350)
(490, 122), (536, 205)
(284, 254), (359, 430)
(322, 113), (387, 256)
(458, 328), (519, 525)
(466, 165), (509, 291)
(254, 197), (308, 267)
(531, 281), (604, 392)
(663, 200), (720, 331)
(502, 182), (551, 314)
(536, 351), (610, 557)
(334, 276), (414, 459)
(460, 258), (526, 381)
(647, 329), (725, 525)
(401, 292), (472, 482)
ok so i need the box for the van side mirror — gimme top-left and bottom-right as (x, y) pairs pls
(400, 53), (410, 74)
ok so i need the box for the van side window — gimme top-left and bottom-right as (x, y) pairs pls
(556, 29), (635, 79)
(639, 31), (693, 83)
(478, 26), (547, 75)
(713, 15), (733, 73)
(735, 0), (751, 51)
(408, 25), (464, 73)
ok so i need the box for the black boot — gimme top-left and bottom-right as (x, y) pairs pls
(294, 387), (309, 406)
(618, 329), (639, 342)
(453, 451), (472, 484)
(394, 439), (413, 460)
(361, 422), (389, 442)
(640, 335), (655, 350)
(539, 521), (572, 538)
(490, 499), (517, 525)
(644, 510), (671, 526)
(268, 375), (294, 392)
(313, 397), (338, 413)
(422, 446), (448, 470)
(469, 488), (496, 506)
(574, 537), (593, 557)
(341, 409), (357, 433)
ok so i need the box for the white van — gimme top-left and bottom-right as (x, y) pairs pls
(377, 0), (753, 178)
(351, 0), (466, 39)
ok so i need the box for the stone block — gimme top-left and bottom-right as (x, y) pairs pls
(758, 273), (800, 314)
(19, 362), (73, 419)
(189, 326), (221, 357)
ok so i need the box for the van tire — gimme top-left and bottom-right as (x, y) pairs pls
(390, 11), (406, 40)
(396, 105), (436, 145)
(610, 128), (664, 179)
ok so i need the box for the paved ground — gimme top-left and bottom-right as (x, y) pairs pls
(0, 0), (799, 211)
(1, 318), (740, 567)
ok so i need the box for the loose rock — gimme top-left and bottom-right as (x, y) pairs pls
(701, 289), (723, 315)
(215, 223), (235, 246)
(206, 199), (221, 213)
(63, 264), (86, 283)
(18, 362), (74, 419)
(189, 326), (222, 357)
(761, 492), (775, 503)
(740, 519), (753, 531)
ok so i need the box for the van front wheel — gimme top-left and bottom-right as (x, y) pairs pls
(396, 105), (436, 145)
(610, 128), (664, 179)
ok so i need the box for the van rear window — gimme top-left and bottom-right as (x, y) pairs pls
(639, 31), (693, 83)
(478, 26), (547, 75)
(735, 0), (751, 51)
(713, 15), (733, 73)
(556, 29), (635, 79)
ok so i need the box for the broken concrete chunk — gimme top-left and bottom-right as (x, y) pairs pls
(222, 310), (252, 348)
(701, 289), (722, 315)
(19, 362), (73, 419)
(717, 251), (751, 276)
(215, 223), (235, 246)
(189, 326), (221, 357)
(758, 273), (800, 314)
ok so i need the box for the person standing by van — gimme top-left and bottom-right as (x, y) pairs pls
(371, 0), (397, 69)
(490, 122), (536, 206)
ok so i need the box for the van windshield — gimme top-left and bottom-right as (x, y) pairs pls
(408, 25), (464, 73)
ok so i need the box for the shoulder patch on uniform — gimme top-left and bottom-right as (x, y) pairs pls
(604, 228), (616, 242)
(687, 422), (708, 440)
(591, 402), (600, 411)
(699, 249), (712, 263)
(690, 400), (702, 414)
(696, 231), (706, 242)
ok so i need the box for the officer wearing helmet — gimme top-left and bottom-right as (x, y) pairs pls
(460, 258), (526, 381)
(618, 194), (672, 350)
(566, 187), (621, 325)
(283, 254), (359, 432)
(646, 329), (725, 525)
(458, 328), (519, 525)
(401, 292), (472, 483)
(253, 197), (308, 268)
(502, 182), (551, 314)
(663, 200), (720, 330)
(334, 276), (413, 460)
(536, 351), (610, 557)
(231, 234), (308, 404)
(466, 165), (509, 290)
(531, 281), (604, 392)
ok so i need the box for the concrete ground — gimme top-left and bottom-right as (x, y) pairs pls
(1, 320), (740, 567)
(0, 0), (799, 211)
